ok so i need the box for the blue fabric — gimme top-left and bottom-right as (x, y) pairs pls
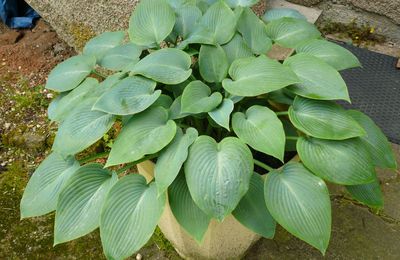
(0, 0), (40, 28)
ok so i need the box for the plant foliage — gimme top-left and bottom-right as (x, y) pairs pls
(21, 0), (396, 259)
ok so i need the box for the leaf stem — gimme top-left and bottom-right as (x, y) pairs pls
(189, 74), (197, 81)
(253, 159), (274, 172)
(116, 154), (158, 174)
(78, 151), (110, 164)
(286, 136), (299, 141)
(275, 111), (289, 116)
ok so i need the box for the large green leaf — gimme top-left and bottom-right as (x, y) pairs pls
(155, 127), (198, 195)
(264, 162), (331, 254)
(288, 96), (365, 140)
(93, 76), (160, 115)
(262, 8), (306, 23)
(224, 0), (258, 8)
(83, 31), (125, 61)
(169, 95), (191, 119)
(177, 25), (216, 49)
(181, 80), (223, 113)
(130, 48), (192, 84)
(199, 1), (236, 44)
(208, 98), (234, 130)
(265, 17), (321, 48)
(237, 8), (272, 55)
(346, 176), (383, 209)
(52, 99), (116, 155)
(233, 173), (276, 238)
(89, 72), (125, 98)
(20, 153), (79, 218)
(152, 94), (173, 109)
(46, 55), (96, 92)
(295, 39), (361, 71)
(100, 174), (166, 260)
(173, 4), (202, 39)
(199, 44), (229, 83)
(169, 173), (211, 242)
(184, 136), (253, 221)
(99, 43), (142, 71)
(54, 164), (118, 244)
(297, 137), (375, 185)
(167, 0), (197, 9)
(106, 107), (177, 167)
(347, 110), (397, 169)
(232, 105), (285, 161)
(223, 55), (298, 96)
(221, 33), (253, 65)
(49, 78), (99, 122)
(284, 53), (350, 101)
(48, 92), (68, 121)
(129, 0), (175, 46)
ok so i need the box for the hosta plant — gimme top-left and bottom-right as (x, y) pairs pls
(21, 0), (397, 259)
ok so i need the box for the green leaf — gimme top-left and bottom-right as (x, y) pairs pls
(184, 136), (253, 221)
(83, 31), (126, 61)
(237, 8), (272, 55)
(93, 76), (160, 115)
(199, 44), (229, 83)
(347, 110), (397, 169)
(295, 39), (361, 71)
(181, 80), (223, 114)
(221, 33), (253, 65)
(208, 99), (234, 130)
(20, 153), (79, 218)
(346, 176), (383, 209)
(224, 0), (258, 8)
(173, 4), (202, 39)
(167, 0), (197, 9)
(169, 173), (211, 242)
(129, 0), (175, 46)
(268, 88), (294, 105)
(46, 55), (96, 92)
(155, 127), (198, 195)
(232, 105), (285, 161)
(288, 96), (365, 140)
(284, 53), (350, 101)
(48, 92), (68, 121)
(52, 99), (116, 155)
(152, 94), (173, 109)
(177, 25), (216, 49)
(222, 55), (299, 96)
(106, 107), (177, 167)
(100, 174), (166, 260)
(297, 137), (376, 185)
(99, 43), (142, 71)
(131, 48), (192, 84)
(262, 8), (306, 23)
(50, 78), (99, 122)
(233, 173), (276, 238)
(89, 72), (126, 98)
(265, 17), (321, 48)
(54, 164), (118, 244)
(169, 95), (191, 119)
(199, 1), (236, 44)
(264, 162), (331, 254)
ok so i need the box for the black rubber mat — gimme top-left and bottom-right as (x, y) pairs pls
(335, 42), (400, 144)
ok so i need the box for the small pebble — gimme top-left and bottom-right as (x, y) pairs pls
(136, 253), (142, 260)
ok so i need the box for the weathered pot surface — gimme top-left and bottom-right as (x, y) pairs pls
(137, 161), (261, 260)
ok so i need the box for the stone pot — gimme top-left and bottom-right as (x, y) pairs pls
(137, 161), (261, 260)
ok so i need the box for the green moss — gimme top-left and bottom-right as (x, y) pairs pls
(319, 19), (386, 46)
(67, 22), (96, 50)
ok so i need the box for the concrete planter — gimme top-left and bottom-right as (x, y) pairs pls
(137, 161), (261, 260)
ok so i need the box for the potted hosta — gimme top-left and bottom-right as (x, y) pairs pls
(20, 0), (397, 259)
